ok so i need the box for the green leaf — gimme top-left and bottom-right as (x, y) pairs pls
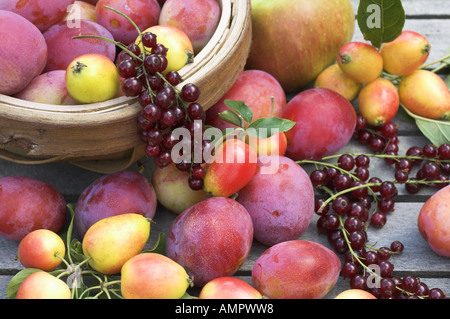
(247, 117), (296, 138)
(401, 104), (450, 146)
(357, 0), (405, 48)
(223, 100), (253, 124)
(218, 110), (243, 127)
(6, 268), (42, 299)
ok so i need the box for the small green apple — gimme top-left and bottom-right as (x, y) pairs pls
(66, 53), (120, 103)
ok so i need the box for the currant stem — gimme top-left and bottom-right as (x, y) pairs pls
(338, 215), (382, 280)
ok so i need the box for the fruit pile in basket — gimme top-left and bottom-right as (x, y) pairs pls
(2, 0), (450, 300)
(0, 0), (220, 103)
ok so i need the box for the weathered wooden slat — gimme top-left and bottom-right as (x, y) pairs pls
(351, 0), (450, 18)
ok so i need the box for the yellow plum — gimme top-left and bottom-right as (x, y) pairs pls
(82, 213), (151, 275)
(314, 63), (363, 101)
(358, 77), (399, 126)
(398, 70), (450, 120)
(381, 31), (430, 76)
(337, 42), (383, 83)
(121, 253), (192, 299)
(137, 25), (194, 74)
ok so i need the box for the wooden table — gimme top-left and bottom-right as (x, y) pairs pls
(1, 0), (450, 299)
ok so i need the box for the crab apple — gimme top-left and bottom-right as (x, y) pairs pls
(151, 163), (209, 214)
(74, 170), (157, 239)
(334, 289), (377, 299)
(18, 229), (65, 272)
(82, 213), (150, 274)
(314, 63), (362, 101)
(14, 70), (78, 105)
(166, 197), (254, 287)
(0, 10), (47, 96)
(246, 0), (355, 92)
(1, 0), (75, 32)
(43, 20), (116, 72)
(0, 176), (66, 242)
(337, 42), (383, 83)
(237, 155), (314, 246)
(199, 277), (263, 299)
(399, 70), (450, 120)
(252, 240), (341, 299)
(281, 88), (357, 161)
(418, 185), (450, 257)
(138, 25), (194, 74)
(121, 253), (191, 299)
(66, 53), (120, 103)
(159, 0), (220, 53)
(205, 70), (287, 132)
(203, 138), (257, 197)
(357, 77), (399, 126)
(16, 271), (71, 299)
(246, 131), (287, 157)
(381, 31), (431, 76)
(95, 0), (160, 45)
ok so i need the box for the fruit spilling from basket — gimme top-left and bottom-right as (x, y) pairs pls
(2, 0), (450, 301)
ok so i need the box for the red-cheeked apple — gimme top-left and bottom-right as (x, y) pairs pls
(199, 277), (263, 299)
(16, 271), (71, 299)
(18, 229), (66, 272)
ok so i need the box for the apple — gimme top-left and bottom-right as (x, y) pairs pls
(137, 25), (194, 74)
(0, 10), (47, 96)
(281, 88), (357, 161)
(357, 77), (399, 126)
(14, 70), (78, 105)
(18, 229), (66, 272)
(247, 131), (287, 157)
(314, 64), (362, 101)
(381, 31), (431, 76)
(199, 277), (263, 299)
(334, 289), (377, 299)
(252, 240), (341, 299)
(205, 70), (286, 132)
(121, 253), (191, 299)
(16, 271), (72, 299)
(203, 138), (257, 198)
(66, 53), (120, 104)
(151, 163), (209, 214)
(337, 42), (384, 84)
(0, 176), (67, 242)
(398, 70), (450, 120)
(82, 213), (150, 274)
(418, 184), (450, 257)
(246, 0), (355, 92)
(159, 0), (221, 53)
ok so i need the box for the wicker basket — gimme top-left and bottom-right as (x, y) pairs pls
(0, 0), (252, 173)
